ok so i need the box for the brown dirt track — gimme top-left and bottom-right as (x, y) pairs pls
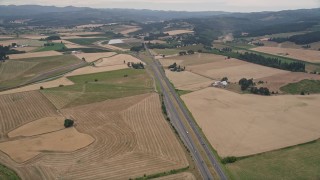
(0, 93), (188, 179)
(182, 87), (320, 157)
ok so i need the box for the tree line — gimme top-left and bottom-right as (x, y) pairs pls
(238, 52), (305, 72)
(269, 31), (320, 45)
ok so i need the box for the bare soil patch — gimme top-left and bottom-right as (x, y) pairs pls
(182, 87), (320, 157)
(164, 30), (194, 36)
(74, 52), (117, 63)
(252, 46), (320, 63)
(9, 51), (62, 59)
(165, 70), (212, 91)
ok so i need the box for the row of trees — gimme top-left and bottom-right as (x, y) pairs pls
(238, 52), (305, 72)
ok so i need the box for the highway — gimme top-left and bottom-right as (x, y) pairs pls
(144, 44), (228, 180)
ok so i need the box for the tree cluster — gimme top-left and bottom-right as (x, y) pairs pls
(168, 62), (185, 72)
(130, 62), (145, 69)
(253, 42), (264, 46)
(0, 45), (25, 61)
(250, 87), (271, 96)
(64, 119), (74, 128)
(130, 45), (145, 52)
(239, 78), (254, 91)
(144, 32), (169, 41)
(45, 35), (61, 41)
(238, 52), (305, 72)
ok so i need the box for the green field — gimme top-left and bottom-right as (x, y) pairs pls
(0, 164), (20, 180)
(178, 44), (205, 51)
(35, 43), (66, 52)
(42, 68), (154, 108)
(280, 79), (320, 94)
(153, 49), (181, 55)
(68, 38), (108, 45)
(0, 55), (83, 90)
(227, 140), (320, 180)
(111, 43), (132, 49)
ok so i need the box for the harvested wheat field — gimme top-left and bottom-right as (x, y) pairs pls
(165, 70), (212, 91)
(119, 26), (141, 35)
(65, 64), (129, 77)
(0, 39), (45, 47)
(95, 54), (143, 67)
(9, 51), (63, 59)
(164, 30), (194, 36)
(99, 44), (130, 51)
(59, 32), (103, 36)
(0, 77), (74, 95)
(0, 93), (188, 179)
(13, 46), (38, 52)
(252, 46), (320, 63)
(20, 35), (48, 40)
(0, 91), (58, 138)
(53, 40), (87, 48)
(161, 53), (227, 67)
(74, 52), (117, 62)
(188, 58), (288, 82)
(182, 87), (320, 157)
(256, 72), (320, 92)
(0, 127), (94, 163)
(155, 172), (196, 180)
(8, 117), (65, 138)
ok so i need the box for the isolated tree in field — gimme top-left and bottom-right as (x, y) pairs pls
(187, 50), (194, 54)
(221, 77), (228, 82)
(64, 119), (74, 128)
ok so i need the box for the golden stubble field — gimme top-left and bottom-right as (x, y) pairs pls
(252, 46), (320, 63)
(0, 92), (188, 179)
(182, 87), (320, 157)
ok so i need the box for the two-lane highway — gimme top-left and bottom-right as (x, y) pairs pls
(143, 44), (228, 180)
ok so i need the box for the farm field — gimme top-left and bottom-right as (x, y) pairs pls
(8, 51), (62, 59)
(252, 46), (320, 63)
(164, 30), (194, 36)
(74, 52), (116, 62)
(256, 72), (320, 93)
(0, 77), (74, 95)
(118, 25), (141, 35)
(0, 164), (20, 180)
(152, 49), (181, 56)
(94, 54), (143, 67)
(0, 39), (45, 47)
(53, 39), (87, 48)
(161, 53), (227, 67)
(280, 79), (320, 94)
(34, 43), (66, 52)
(0, 93), (188, 179)
(165, 70), (212, 91)
(0, 55), (83, 90)
(227, 139), (320, 180)
(182, 87), (320, 157)
(67, 38), (108, 45)
(0, 91), (58, 138)
(187, 58), (288, 82)
(42, 68), (154, 108)
(155, 172), (196, 180)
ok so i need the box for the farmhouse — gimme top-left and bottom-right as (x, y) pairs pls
(213, 81), (228, 87)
